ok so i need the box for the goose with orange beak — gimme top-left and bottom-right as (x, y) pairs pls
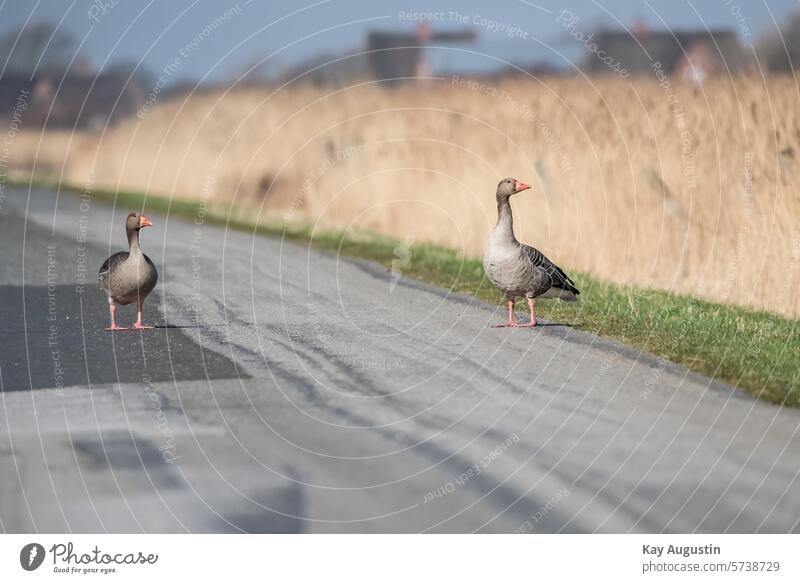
(483, 178), (579, 327)
(98, 211), (159, 331)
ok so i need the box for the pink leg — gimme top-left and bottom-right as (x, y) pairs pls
(492, 299), (518, 328)
(517, 297), (537, 327)
(104, 300), (128, 331)
(133, 303), (154, 330)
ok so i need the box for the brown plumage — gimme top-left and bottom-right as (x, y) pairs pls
(98, 211), (158, 331)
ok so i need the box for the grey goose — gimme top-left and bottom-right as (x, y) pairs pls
(99, 211), (158, 330)
(483, 177), (579, 327)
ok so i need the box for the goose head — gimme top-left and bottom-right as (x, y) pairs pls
(126, 211), (153, 233)
(496, 177), (531, 203)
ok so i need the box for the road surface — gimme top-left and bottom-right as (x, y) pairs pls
(1, 184), (798, 533)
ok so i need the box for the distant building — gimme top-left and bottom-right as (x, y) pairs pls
(584, 27), (749, 80)
(0, 73), (34, 116)
(279, 24), (476, 85)
(366, 25), (475, 83)
(0, 72), (144, 129)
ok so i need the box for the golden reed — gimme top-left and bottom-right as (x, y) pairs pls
(10, 75), (800, 316)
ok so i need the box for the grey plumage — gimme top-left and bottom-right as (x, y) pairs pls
(98, 249), (158, 305)
(98, 211), (158, 329)
(483, 177), (579, 303)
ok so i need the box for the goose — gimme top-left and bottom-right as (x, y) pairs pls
(483, 177), (579, 327)
(99, 211), (159, 331)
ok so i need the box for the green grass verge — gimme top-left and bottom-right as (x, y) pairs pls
(23, 177), (800, 407)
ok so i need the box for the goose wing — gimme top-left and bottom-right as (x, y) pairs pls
(520, 244), (580, 296)
(98, 251), (129, 292)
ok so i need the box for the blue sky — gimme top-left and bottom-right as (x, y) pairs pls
(1, 0), (796, 83)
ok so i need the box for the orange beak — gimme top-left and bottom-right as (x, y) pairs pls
(514, 181), (531, 193)
(139, 215), (153, 228)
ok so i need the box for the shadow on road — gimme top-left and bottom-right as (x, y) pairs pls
(0, 284), (245, 391)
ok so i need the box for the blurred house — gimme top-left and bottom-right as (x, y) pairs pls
(584, 25), (749, 81)
(0, 71), (144, 129)
(367, 25), (476, 82)
(279, 24), (477, 85)
(0, 73), (33, 115)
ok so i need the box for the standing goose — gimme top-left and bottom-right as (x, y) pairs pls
(483, 177), (579, 327)
(99, 211), (158, 331)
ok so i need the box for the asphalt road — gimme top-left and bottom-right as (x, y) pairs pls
(1, 184), (799, 533)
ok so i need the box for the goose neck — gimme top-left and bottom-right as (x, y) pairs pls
(495, 198), (516, 240)
(127, 228), (142, 255)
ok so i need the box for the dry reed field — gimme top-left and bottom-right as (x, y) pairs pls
(10, 75), (800, 317)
